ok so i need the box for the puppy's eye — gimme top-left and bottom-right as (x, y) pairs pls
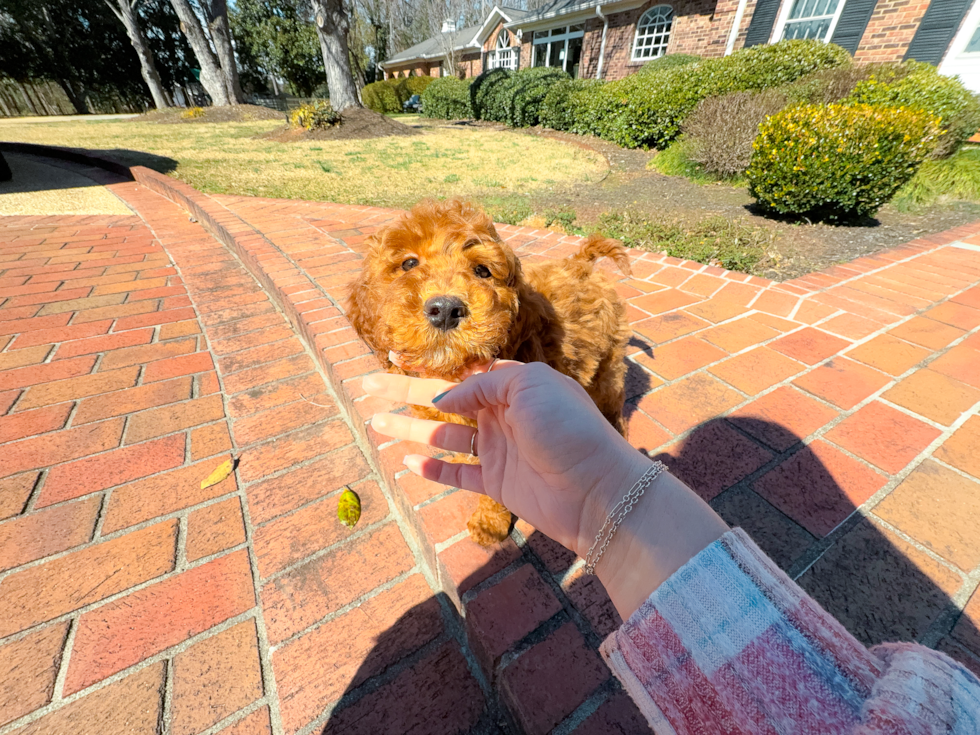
(474, 265), (492, 279)
(401, 258), (419, 272)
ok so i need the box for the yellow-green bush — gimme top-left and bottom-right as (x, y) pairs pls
(289, 100), (341, 130)
(847, 61), (980, 157)
(362, 76), (435, 114)
(747, 103), (941, 219)
(180, 106), (205, 119)
(362, 81), (402, 114)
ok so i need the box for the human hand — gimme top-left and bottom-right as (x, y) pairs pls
(364, 360), (651, 558)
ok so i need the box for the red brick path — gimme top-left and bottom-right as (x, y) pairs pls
(1, 155), (980, 735)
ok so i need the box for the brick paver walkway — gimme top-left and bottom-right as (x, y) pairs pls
(1, 153), (979, 735)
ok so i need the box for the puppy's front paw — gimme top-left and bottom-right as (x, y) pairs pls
(467, 495), (512, 546)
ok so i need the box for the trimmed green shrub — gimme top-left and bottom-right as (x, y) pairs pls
(638, 53), (700, 74)
(509, 67), (570, 127)
(471, 67), (514, 121)
(540, 78), (601, 131)
(784, 62), (911, 105)
(566, 81), (609, 136)
(584, 62), (724, 148)
(747, 103), (941, 220)
(848, 61), (980, 157)
(420, 77), (473, 119)
(719, 39), (852, 91)
(289, 100), (341, 130)
(683, 89), (789, 177)
(579, 39), (851, 150)
(362, 81), (401, 114)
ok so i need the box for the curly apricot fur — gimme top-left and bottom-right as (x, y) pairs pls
(347, 199), (632, 546)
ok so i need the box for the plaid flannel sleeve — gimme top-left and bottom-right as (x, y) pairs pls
(600, 528), (980, 735)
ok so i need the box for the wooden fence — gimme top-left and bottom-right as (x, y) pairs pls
(0, 79), (148, 117)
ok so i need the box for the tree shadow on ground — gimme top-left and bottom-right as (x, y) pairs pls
(318, 412), (980, 735)
(0, 148), (177, 190)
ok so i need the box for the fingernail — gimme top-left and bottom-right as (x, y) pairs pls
(432, 390), (451, 403)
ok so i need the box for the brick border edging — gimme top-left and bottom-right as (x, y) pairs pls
(124, 166), (481, 600)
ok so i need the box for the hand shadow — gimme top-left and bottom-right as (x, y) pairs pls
(317, 411), (980, 735)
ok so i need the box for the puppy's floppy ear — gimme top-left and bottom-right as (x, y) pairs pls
(503, 244), (523, 288)
(345, 240), (385, 357)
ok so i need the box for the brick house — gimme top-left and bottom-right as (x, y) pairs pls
(382, 1), (980, 92)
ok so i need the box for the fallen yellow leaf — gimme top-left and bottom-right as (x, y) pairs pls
(338, 487), (361, 528)
(201, 459), (234, 489)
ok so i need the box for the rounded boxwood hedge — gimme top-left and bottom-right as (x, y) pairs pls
(508, 67), (570, 127)
(471, 67), (514, 121)
(541, 78), (601, 131)
(847, 61), (980, 158)
(746, 103), (941, 220)
(576, 38), (852, 150)
(420, 77), (473, 119)
(637, 53), (701, 74)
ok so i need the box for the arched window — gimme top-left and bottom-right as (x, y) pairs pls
(487, 26), (518, 70)
(632, 5), (673, 61)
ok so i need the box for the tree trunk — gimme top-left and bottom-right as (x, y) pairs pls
(111, 0), (171, 109)
(168, 0), (231, 106)
(208, 0), (245, 103)
(310, 0), (361, 110)
(57, 79), (89, 114)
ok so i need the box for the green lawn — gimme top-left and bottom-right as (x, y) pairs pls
(0, 117), (605, 209)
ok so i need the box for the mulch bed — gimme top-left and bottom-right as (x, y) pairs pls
(138, 104), (285, 124)
(260, 107), (418, 142)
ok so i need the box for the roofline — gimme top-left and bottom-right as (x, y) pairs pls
(380, 41), (482, 69)
(473, 5), (521, 45)
(504, 0), (647, 30)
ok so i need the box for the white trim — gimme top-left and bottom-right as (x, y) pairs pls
(771, 0), (848, 44)
(473, 6), (517, 46)
(596, 4), (609, 79)
(725, 0), (750, 55)
(940, 0), (980, 66)
(938, 0), (980, 94)
(505, 0), (647, 33)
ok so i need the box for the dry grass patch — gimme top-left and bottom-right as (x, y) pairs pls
(0, 118), (605, 208)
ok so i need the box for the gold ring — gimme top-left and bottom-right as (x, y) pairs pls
(469, 430), (478, 458)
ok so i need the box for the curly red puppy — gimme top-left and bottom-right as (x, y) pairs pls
(347, 199), (632, 546)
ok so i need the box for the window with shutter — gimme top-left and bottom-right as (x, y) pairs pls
(744, 0), (782, 47)
(829, 0), (878, 55)
(905, 0), (972, 66)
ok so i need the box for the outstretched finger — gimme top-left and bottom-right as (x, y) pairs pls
(372, 413), (475, 455)
(362, 372), (457, 407)
(404, 455), (486, 494)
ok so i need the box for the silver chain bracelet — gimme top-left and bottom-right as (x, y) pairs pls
(584, 461), (667, 576)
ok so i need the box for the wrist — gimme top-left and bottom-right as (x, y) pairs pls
(575, 450), (653, 561)
(579, 458), (730, 621)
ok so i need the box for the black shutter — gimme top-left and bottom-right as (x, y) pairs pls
(830, 0), (879, 55)
(904, 0), (973, 65)
(744, 0), (783, 47)
(516, 46), (522, 70)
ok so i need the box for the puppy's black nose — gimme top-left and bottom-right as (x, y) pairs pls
(424, 295), (468, 331)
